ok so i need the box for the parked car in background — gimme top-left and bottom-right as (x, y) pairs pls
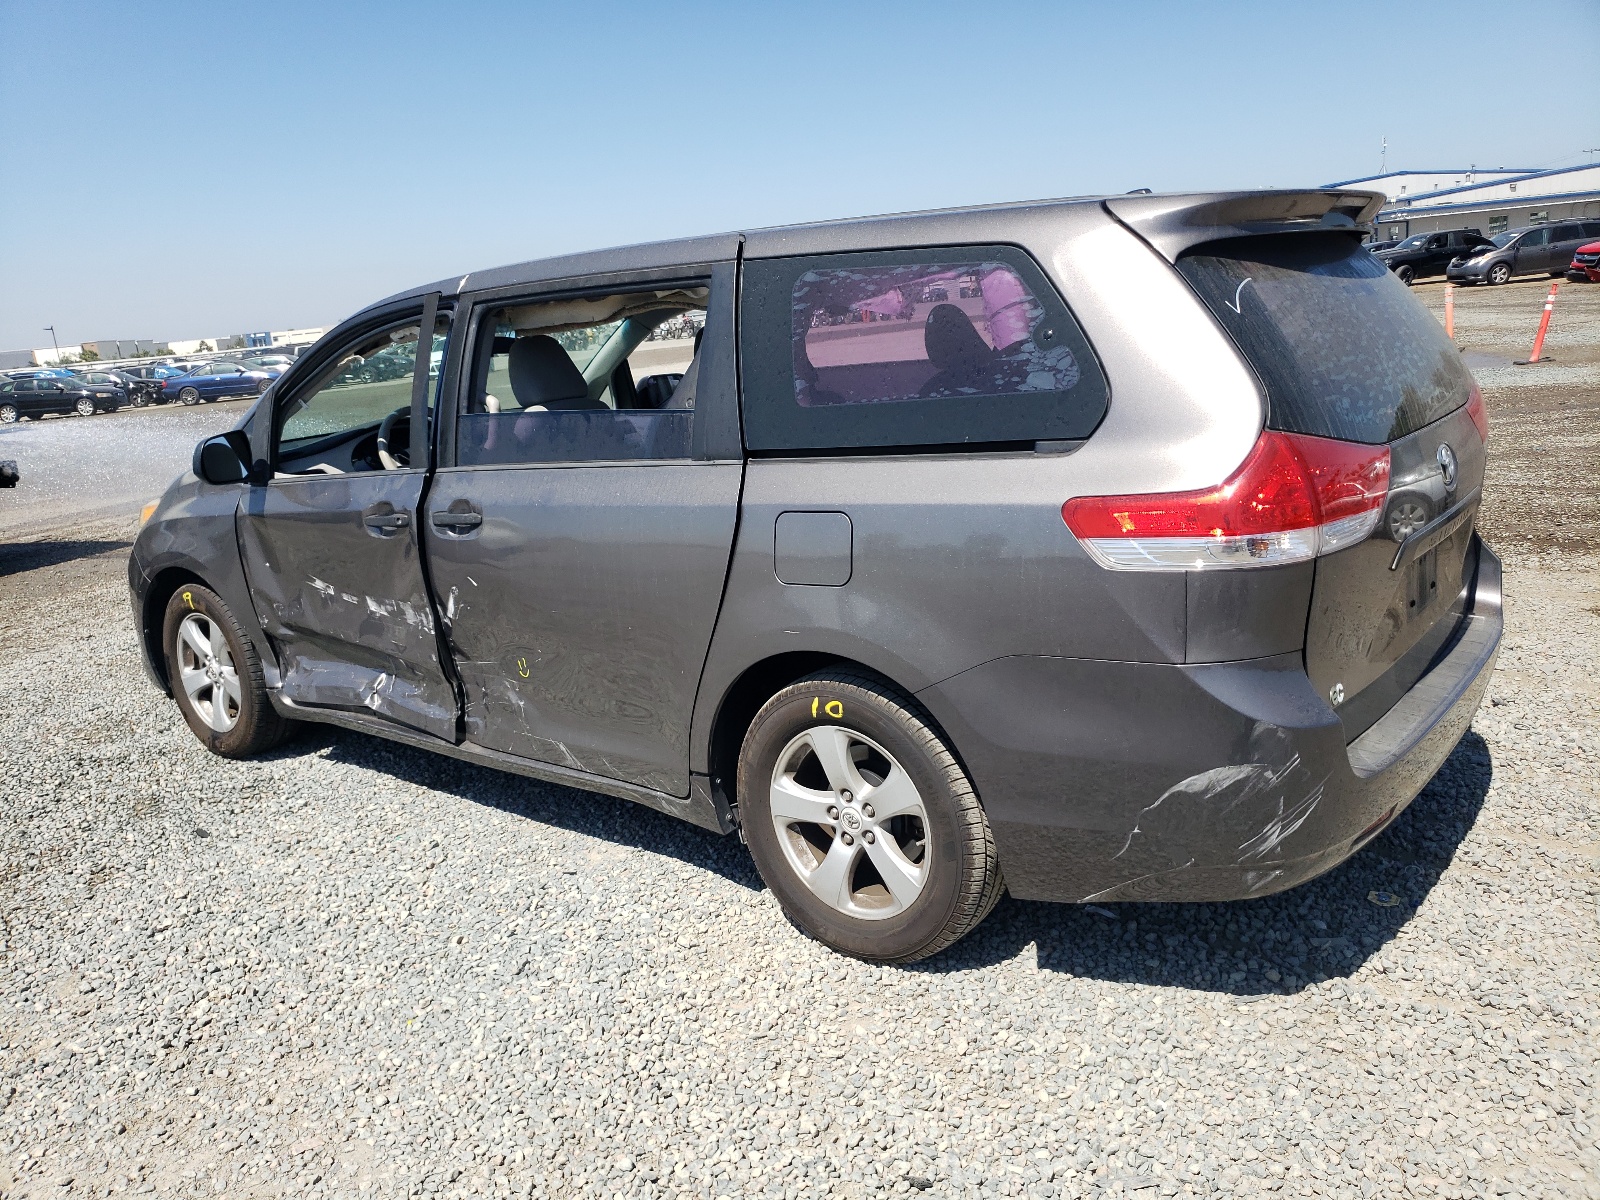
(160, 361), (275, 405)
(1447, 220), (1600, 285)
(132, 187), (1501, 962)
(1375, 228), (1493, 284)
(4, 367), (78, 381)
(1567, 240), (1600, 283)
(0, 376), (108, 422)
(1364, 239), (1399, 254)
(70, 368), (135, 408)
(117, 362), (189, 404)
(242, 354), (295, 372)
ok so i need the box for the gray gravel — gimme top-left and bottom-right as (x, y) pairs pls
(0, 539), (1595, 1200)
(0, 397), (250, 537)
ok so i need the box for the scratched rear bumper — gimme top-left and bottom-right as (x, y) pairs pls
(918, 544), (1503, 905)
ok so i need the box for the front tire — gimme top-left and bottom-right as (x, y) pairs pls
(1488, 263), (1512, 285)
(1394, 264), (1415, 286)
(162, 583), (295, 758)
(75, 397), (96, 417)
(0, 403), (17, 424)
(737, 669), (1003, 963)
(178, 386), (200, 406)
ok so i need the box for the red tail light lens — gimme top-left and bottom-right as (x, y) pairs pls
(1062, 430), (1391, 570)
(1465, 386), (1488, 443)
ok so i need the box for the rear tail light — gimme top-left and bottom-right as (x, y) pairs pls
(1062, 430), (1391, 571)
(1465, 386), (1489, 443)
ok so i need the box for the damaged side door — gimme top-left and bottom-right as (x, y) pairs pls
(238, 299), (460, 739)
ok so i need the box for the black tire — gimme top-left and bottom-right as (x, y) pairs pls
(74, 396), (96, 417)
(256, 378), (271, 395)
(162, 583), (296, 758)
(1394, 264), (1415, 286)
(737, 668), (1003, 963)
(1549, 270), (1565, 278)
(1488, 263), (1512, 286)
(0, 403), (16, 424)
(178, 386), (200, 406)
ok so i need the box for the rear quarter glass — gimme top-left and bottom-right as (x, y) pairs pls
(740, 245), (1108, 452)
(1177, 233), (1474, 445)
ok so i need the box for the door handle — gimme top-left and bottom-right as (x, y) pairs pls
(362, 511), (411, 530)
(431, 509), (482, 530)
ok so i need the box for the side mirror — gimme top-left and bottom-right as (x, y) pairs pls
(193, 430), (252, 484)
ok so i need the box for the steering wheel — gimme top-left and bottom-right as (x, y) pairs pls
(376, 406), (410, 470)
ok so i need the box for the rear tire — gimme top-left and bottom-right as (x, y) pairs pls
(737, 668), (1003, 963)
(256, 378), (271, 395)
(1488, 263), (1512, 285)
(178, 386), (200, 406)
(162, 583), (296, 758)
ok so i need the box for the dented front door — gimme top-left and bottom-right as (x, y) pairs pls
(237, 471), (458, 739)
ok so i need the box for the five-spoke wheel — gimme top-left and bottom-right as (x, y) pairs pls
(174, 611), (242, 733)
(739, 669), (1003, 962)
(769, 725), (930, 919)
(161, 583), (295, 757)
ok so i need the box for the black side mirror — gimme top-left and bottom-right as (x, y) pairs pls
(193, 430), (252, 484)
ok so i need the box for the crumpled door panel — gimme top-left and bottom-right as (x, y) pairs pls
(238, 472), (458, 741)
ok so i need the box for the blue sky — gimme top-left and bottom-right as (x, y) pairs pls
(2, 0), (1596, 350)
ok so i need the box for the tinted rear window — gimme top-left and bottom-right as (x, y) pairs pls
(1177, 233), (1474, 444)
(741, 246), (1107, 451)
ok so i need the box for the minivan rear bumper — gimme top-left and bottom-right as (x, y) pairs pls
(918, 540), (1502, 904)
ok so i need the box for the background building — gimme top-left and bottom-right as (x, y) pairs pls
(1329, 164), (1600, 238)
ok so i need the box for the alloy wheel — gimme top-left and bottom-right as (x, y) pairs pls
(768, 725), (930, 919)
(175, 612), (242, 733)
(75, 397), (96, 417)
(0, 404), (17, 424)
(179, 386), (200, 406)
(1387, 499), (1430, 541)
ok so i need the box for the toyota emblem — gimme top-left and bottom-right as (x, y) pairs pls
(1436, 442), (1458, 492)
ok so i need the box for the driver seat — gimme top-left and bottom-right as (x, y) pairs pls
(508, 336), (606, 410)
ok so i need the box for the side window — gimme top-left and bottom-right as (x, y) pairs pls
(275, 314), (444, 469)
(1521, 228), (1548, 247)
(1551, 224), (1581, 243)
(741, 246), (1108, 452)
(455, 285), (707, 466)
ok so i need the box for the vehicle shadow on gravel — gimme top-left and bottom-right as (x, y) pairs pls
(0, 537), (131, 576)
(286, 727), (766, 890)
(922, 731), (1496, 995)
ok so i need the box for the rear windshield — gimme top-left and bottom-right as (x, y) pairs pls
(1177, 233), (1474, 444)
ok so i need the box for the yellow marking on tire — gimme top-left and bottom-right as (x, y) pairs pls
(811, 697), (818, 718)
(825, 700), (844, 719)
(516, 657), (529, 679)
(183, 590), (194, 609)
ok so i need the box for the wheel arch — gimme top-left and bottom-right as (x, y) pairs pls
(702, 651), (967, 822)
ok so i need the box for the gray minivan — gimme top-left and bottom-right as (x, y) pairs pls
(1446, 219), (1600, 285)
(130, 189), (1501, 962)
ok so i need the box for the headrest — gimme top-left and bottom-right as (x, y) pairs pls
(508, 336), (589, 409)
(924, 303), (993, 371)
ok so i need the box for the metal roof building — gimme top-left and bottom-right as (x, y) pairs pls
(1329, 165), (1600, 238)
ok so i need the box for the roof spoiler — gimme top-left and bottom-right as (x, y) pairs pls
(1103, 190), (1384, 262)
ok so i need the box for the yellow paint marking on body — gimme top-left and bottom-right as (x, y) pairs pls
(516, 657), (530, 679)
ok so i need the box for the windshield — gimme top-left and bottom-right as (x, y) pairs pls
(1178, 233), (1474, 445)
(1395, 235), (1430, 249)
(1489, 231), (1519, 248)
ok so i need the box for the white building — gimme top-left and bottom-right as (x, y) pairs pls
(1328, 164), (1600, 239)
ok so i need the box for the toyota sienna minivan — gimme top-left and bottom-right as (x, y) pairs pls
(130, 189), (1501, 962)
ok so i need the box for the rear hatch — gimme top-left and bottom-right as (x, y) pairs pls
(1174, 232), (1486, 741)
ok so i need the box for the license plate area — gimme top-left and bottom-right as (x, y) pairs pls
(1406, 547), (1439, 621)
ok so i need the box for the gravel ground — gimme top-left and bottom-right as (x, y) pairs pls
(1, 288), (1597, 1200)
(0, 398), (250, 538)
